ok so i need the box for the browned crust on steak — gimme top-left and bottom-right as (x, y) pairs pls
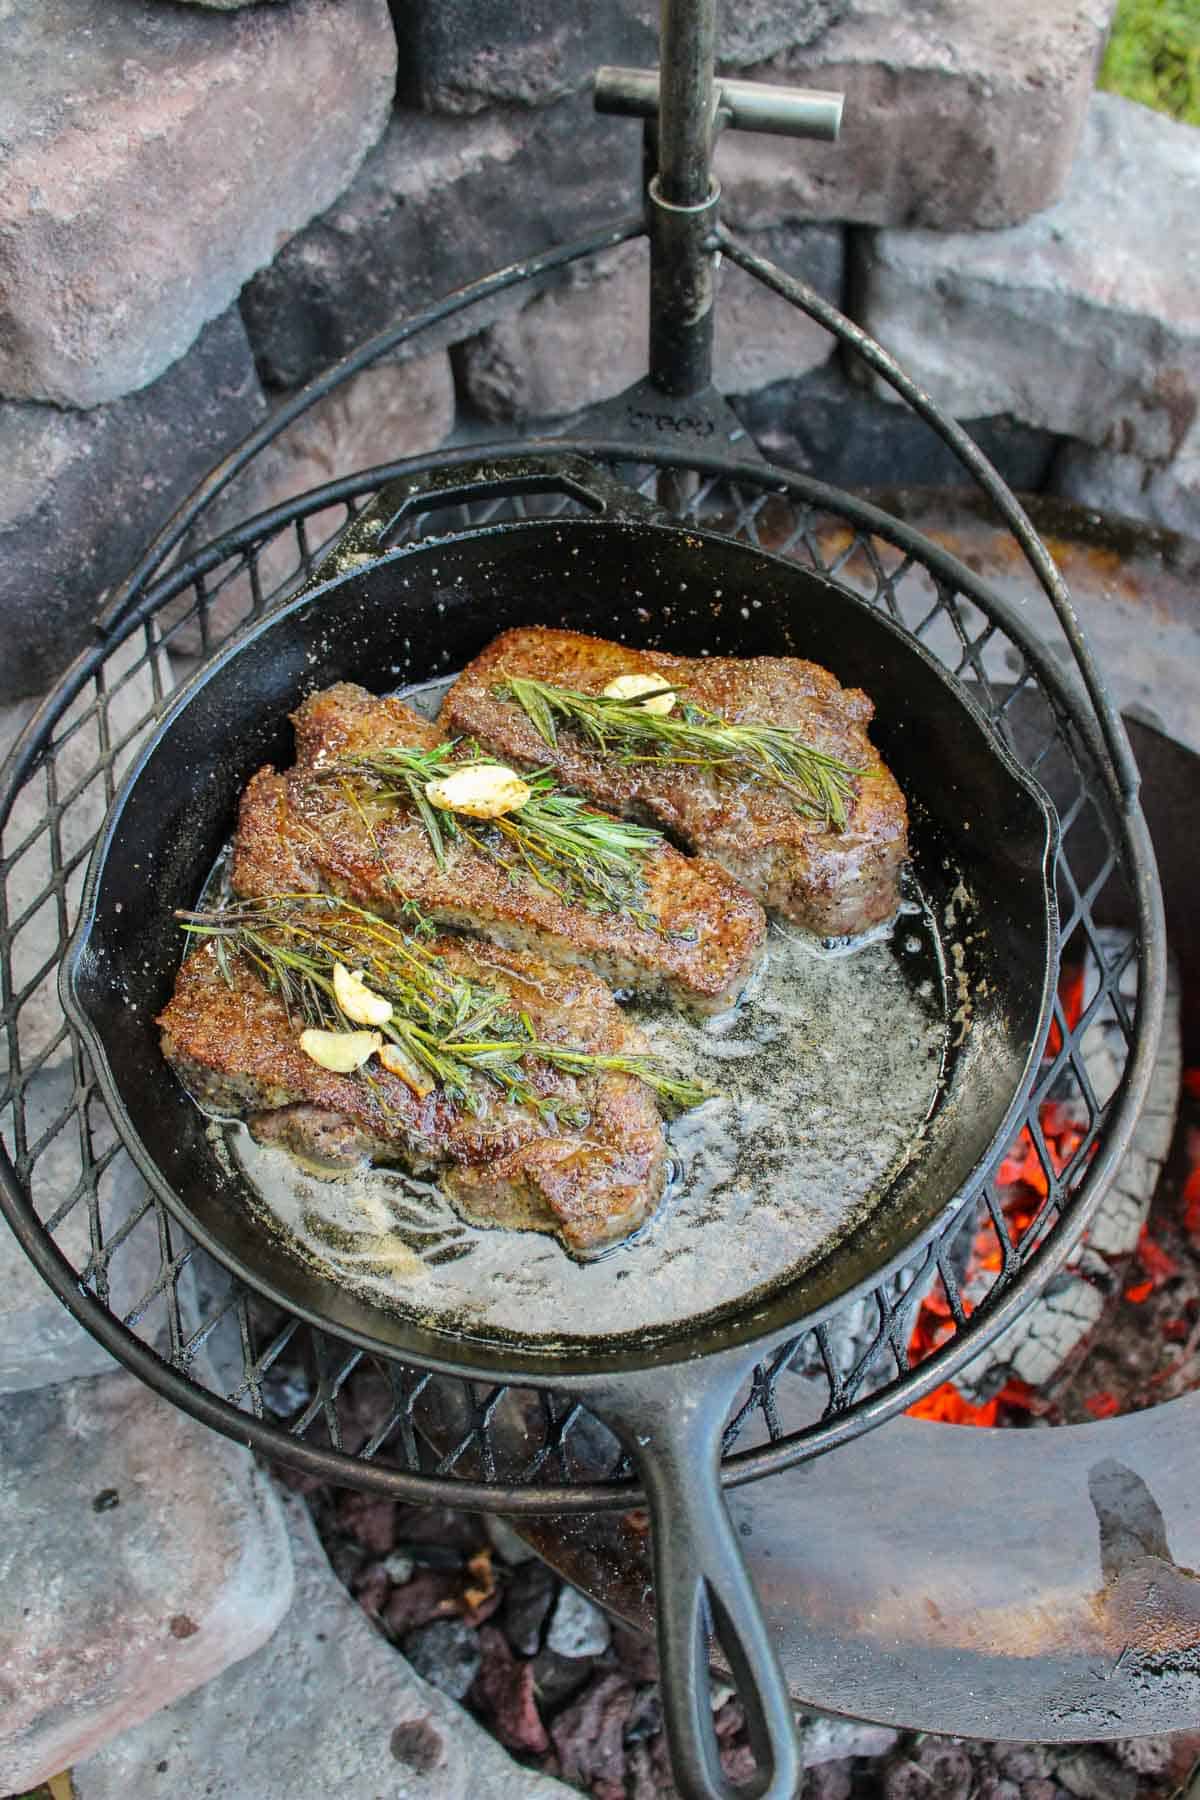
(229, 682), (765, 1012)
(157, 934), (667, 1257)
(439, 629), (909, 936)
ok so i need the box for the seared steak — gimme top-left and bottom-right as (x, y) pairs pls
(158, 933), (667, 1257)
(230, 682), (764, 1012)
(440, 629), (909, 937)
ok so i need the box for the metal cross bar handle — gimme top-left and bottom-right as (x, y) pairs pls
(595, 66), (844, 142)
(595, 0), (843, 396)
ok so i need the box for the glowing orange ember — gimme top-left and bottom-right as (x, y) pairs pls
(1083, 1391), (1120, 1419)
(906, 964), (1087, 1424)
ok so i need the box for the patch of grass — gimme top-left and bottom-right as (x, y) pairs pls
(1098, 0), (1200, 126)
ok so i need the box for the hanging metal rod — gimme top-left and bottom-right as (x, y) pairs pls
(595, 66), (844, 142)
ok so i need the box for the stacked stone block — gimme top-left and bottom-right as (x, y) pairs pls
(2, 0), (1198, 1782)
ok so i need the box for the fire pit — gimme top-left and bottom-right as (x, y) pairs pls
(0, 0), (1181, 1792)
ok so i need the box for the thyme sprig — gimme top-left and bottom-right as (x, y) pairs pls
(177, 895), (709, 1117)
(495, 675), (861, 831)
(334, 742), (666, 927)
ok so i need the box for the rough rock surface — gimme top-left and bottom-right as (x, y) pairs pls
(391, 0), (845, 113)
(0, 1071), (166, 1392)
(458, 226), (842, 421)
(852, 95), (1200, 461)
(0, 309), (264, 705)
(732, 362), (1061, 492)
(239, 99), (643, 391)
(72, 1489), (576, 1800)
(1, 629), (174, 1076)
(164, 351), (455, 656)
(0, 0), (396, 407)
(1050, 442), (1200, 546)
(715, 0), (1114, 230)
(0, 1373), (293, 1792)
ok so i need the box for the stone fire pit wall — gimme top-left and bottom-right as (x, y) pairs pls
(3, 0), (1200, 713)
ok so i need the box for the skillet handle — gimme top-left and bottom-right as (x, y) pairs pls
(303, 449), (670, 593)
(595, 1376), (801, 1800)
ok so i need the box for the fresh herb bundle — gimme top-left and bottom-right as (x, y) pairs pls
(495, 675), (861, 831)
(335, 742), (666, 926)
(178, 895), (708, 1117)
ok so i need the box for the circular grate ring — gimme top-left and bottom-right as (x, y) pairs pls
(0, 443), (1161, 1509)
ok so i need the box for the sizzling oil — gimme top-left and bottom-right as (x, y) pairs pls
(218, 676), (950, 1346)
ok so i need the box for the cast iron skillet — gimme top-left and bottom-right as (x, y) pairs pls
(63, 455), (1059, 1800)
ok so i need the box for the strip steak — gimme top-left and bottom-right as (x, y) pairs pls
(158, 930), (668, 1258)
(230, 682), (764, 1012)
(440, 628), (909, 936)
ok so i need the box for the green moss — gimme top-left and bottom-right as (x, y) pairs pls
(1098, 0), (1200, 126)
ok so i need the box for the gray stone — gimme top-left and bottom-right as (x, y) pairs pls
(458, 226), (841, 422)
(796, 1712), (899, 1765)
(2, 627), (175, 1076)
(72, 1488), (576, 1800)
(0, 1067), (168, 1392)
(1056, 1749), (1139, 1800)
(391, 0), (843, 114)
(0, 1372), (293, 1792)
(731, 361), (1061, 491)
(1050, 441), (1200, 546)
(0, 308), (264, 704)
(545, 1582), (612, 1658)
(402, 1618), (482, 1699)
(852, 95), (1200, 461)
(0, 0), (395, 408)
(164, 350), (456, 654)
(238, 98), (643, 391)
(715, 0), (1113, 231)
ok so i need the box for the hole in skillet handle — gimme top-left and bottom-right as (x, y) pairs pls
(307, 449), (673, 592)
(592, 1367), (801, 1800)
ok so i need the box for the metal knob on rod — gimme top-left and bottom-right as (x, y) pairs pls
(595, 0), (843, 398)
(595, 67), (845, 144)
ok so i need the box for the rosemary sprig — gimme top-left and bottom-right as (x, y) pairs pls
(495, 675), (862, 831)
(334, 742), (666, 928)
(177, 895), (709, 1117)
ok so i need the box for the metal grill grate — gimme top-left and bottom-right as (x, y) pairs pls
(0, 446), (1156, 1508)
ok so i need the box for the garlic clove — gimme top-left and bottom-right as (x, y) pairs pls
(333, 961), (393, 1026)
(425, 763), (532, 820)
(602, 672), (676, 714)
(299, 1027), (383, 1073)
(378, 1041), (436, 1099)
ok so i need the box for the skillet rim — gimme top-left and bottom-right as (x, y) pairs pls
(60, 514), (1060, 1389)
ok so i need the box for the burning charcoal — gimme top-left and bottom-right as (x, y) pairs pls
(402, 1617), (482, 1701)
(501, 1558), (558, 1656)
(805, 1762), (853, 1800)
(623, 1683), (663, 1745)
(350, 1560), (390, 1618)
(720, 1740), (758, 1787)
(335, 1493), (397, 1556)
(995, 1745), (1053, 1784)
(471, 1625), (550, 1756)
(530, 1647), (597, 1711)
(382, 1567), (463, 1635)
(1054, 1749), (1138, 1800)
(627, 1743), (662, 1800)
(883, 1742), (973, 1800)
(546, 1582), (612, 1657)
(1109, 1736), (1175, 1776)
(974, 1779), (1022, 1800)
(713, 1697), (746, 1741)
(550, 1671), (637, 1790)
